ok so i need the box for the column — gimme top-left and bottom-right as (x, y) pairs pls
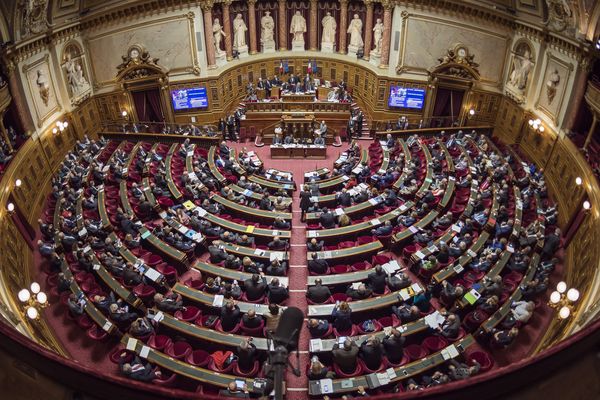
(362, 0), (374, 61)
(222, 0), (233, 60)
(309, 0), (318, 51)
(583, 114), (598, 149)
(6, 62), (34, 134)
(379, 0), (393, 68)
(338, 0), (349, 54)
(278, 0), (287, 51)
(201, 0), (216, 69)
(248, 0), (258, 54)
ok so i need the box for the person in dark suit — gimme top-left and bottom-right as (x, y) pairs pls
(208, 244), (228, 263)
(267, 278), (289, 303)
(219, 381), (250, 398)
(154, 293), (184, 313)
(307, 238), (324, 252)
(299, 185), (312, 222)
(437, 313), (461, 338)
(332, 339), (359, 373)
(220, 300), (241, 331)
(367, 265), (388, 294)
(337, 189), (352, 207)
(308, 252), (329, 274)
(307, 318), (329, 337)
(359, 337), (384, 370)
(371, 221), (393, 236)
(109, 303), (138, 325)
(307, 278), (331, 304)
(243, 274), (267, 301)
(241, 309), (262, 329)
(120, 355), (161, 382)
(332, 301), (352, 332)
(383, 329), (406, 363)
(319, 208), (336, 229)
(267, 236), (288, 251)
(542, 228), (561, 260)
(236, 338), (257, 372)
(259, 193), (273, 211)
(346, 283), (372, 300)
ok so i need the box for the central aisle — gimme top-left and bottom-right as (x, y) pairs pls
(230, 142), (349, 398)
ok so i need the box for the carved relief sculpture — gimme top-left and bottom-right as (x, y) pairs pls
(20, 0), (50, 38)
(431, 45), (481, 80)
(63, 51), (90, 98)
(290, 11), (307, 49)
(372, 18), (384, 55)
(347, 14), (364, 54)
(545, 0), (573, 32)
(261, 11), (276, 52)
(116, 45), (162, 81)
(321, 12), (337, 46)
(233, 14), (248, 51)
(35, 69), (49, 106)
(546, 69), (561, 104)
(213, 18), (226, 56)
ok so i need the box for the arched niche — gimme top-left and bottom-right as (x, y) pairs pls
(505, 39), (536, 105)
(60, 40), (92, 105)
(115, 45), (173, 125)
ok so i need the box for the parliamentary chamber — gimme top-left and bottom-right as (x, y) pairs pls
(0, 0), (599, 399)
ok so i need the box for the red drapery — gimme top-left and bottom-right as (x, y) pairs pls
(132, 89), (163, 124)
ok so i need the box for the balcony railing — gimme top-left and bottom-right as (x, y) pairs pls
(585, 79), (600, 114)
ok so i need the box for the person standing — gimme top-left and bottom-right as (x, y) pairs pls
(299, 184), (311, 222)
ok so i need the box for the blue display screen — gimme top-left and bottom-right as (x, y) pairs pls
(171, 87), (208, 110)
(388, 87), (426, 109)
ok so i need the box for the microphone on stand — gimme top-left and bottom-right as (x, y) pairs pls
(269, 307), (304, 400)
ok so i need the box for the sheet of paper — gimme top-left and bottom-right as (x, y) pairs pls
(212, 295), (224, 307)
(320, 379), (333, 394)
(139, 345), (150, 359)
(414, 250), (426, 260)
(102, 321), (113, 332)
(310, 339), (323, 352)
(409, 226), (419, 234)
(144, 268), (162, 282)
(126, 338), (138, 351)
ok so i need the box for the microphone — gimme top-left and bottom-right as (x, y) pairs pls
(272, 306), (303, 352)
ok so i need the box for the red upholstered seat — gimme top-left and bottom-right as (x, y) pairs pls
(338, 241), (356, 249)
(372, 254), (391, 265)
(184, 278), (204, 289)
(175, 306), (202, 322)
(152, 370), (177, 387)
(405, 344), (429, 361)
(330, 293), (350, 303)
(333, 361), (362, 378)
(215, 320), (241, 334)
(241, 292), (266, 304)
(422, 336), (448, 353)
(234, 360), (260, 377)
(133, 284), (156, 303)
(445, 327), (467, 342)
(331, 264), (350, 274)
(357, 319), (383, 334)
(310, 322), (333, 338)
(165, 341), (192, 360)
(356, 236), (376, 245)
(147, 334), (172, 351)
(240, 319), (265, 336)
(468, 350), (494, 372)
(333, 324), (359, 337)
(86, 325), (109, 341)
(378, 315), (400, 328)
(351, 261), (371, 271)
(358, 359), (385, 373)
(384, 354), (410, 368)
(186, 349), (211, 367)
(109, 348), (134, 364)
(208, 355), (237, 373)
(155, 264), (178, 282)
(77, 314), (94, 330)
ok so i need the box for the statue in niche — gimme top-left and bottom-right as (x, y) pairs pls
(63, 52), (90, 97)
(213, 18), (226, 56)
(35, 69), (50, 106)
(290, 11), (307, 43)
(546, 68), (561, 104)
(347, 14), (364, 51)
(261, 11), (275, 44)
(372, 18), (384, 55)
(321, 12), (337, 45)
(508, 45), (533, 92)
(233, 14), (248, 50)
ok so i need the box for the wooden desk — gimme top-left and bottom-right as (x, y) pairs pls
(280, 93), (315, 102)
(248, 175), (295, 193)
(308, 335), (476, 395)
(173, 283), (274, 315)
(207, 146), (226, 184)
(307, 240), (383, 263)
(120, 335), (260, 390)
(165, 144), (183, 200)
(101, 131), (221, 148)
(269, 145), (327, 159)
(211, 194), (292, 224)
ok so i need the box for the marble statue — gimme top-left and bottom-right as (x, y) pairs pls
(213, 18), (226, 56)
(64, 53), (90, 97)
(261, 11), (275, 43)
(347, 14), (363, 54)
(35, 69), (50, 106)
(546, 68), (561, 104)
(372, 18), (384, 55)
(290, 11), (307, 44)
(321, 12), (337, 45)
(508, 48), (533, 91)
(233, 13), (248, 51)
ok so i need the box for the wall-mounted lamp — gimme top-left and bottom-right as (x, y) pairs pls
(528, 118), (544, 133)
(575, 177), (582, 186)
(469, 109), (475, 116)
(7, 202), (15, 214)
(549, 281), (579, 319)
(15, 179), (22, 188)
(17, 282), (48, 321)
(53, 121), (69, 135)
(583, 200), (591, 210)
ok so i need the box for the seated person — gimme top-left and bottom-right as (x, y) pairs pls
(307, 318), (330, 337)
(307, 238), (324, 252)
(383, 329), (406, 364)
(386, 272), (411, 291)
(437, 313), (461, 338)
(491, 326), (519, 347)
(367, 265), (388, 294)
(265, 258), (286, 276)
(236, 234), (254, 247)
(267, 278), (289, 303)
(220, 300), (241, 331)
(359, 337), (384, 371)
(448, 359), (481, 381)
(308, 252), (328, 274)
(371, 220), (393, 236)
(332, 338), (359, 373)
(307, 278), (331, 304)
(346, 283), (372, 300)
(241, 308), (263, 329)
(120, 355), (161, 382)
(319, 208), (336, 229)
(154, 293), (184, 313)
(243, 273), (267, 301)
(273, 217), (290, 230)
(129, 317), (154, 337)
(392, 304), (420, 323)
(267, 236), (288, 251)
